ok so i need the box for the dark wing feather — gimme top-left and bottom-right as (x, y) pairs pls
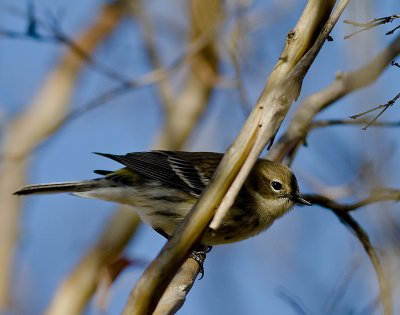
(93, 170), (113, 176)
(94, 151), (223, 196)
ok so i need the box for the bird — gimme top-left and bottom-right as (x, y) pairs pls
(14, 151), (311, 246)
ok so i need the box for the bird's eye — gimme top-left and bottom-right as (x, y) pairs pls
(271, 181), (282, 191)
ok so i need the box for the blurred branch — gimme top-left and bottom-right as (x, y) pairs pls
(304, 190), (400, 315)
(1, 1), (222, 136)
(276, 287), (313, 315)
(132, 0), (222, 149)
(156, 0), (221, 149)
(47, 1), (223, 313)
(334, 212), (390, 315)
(45, 206), (140, 315)
(55, 57), (183, 128)
(344, 15), (400, 39)
(48, 1), (221, 135)
(0, 2), (125, 312)
(0, 2), (132, 84)
(129, 1), (175, 110)
(268, 32), (400, 162)
(123, 1), (347, 314)
(323, 257), (361, 314)
(123, 1), (222, 314)
(225, 3), (252, 113)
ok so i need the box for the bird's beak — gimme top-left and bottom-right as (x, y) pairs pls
(292, 194), (312, 206)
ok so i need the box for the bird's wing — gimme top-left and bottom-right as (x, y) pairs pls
(94, 151), (223, 197)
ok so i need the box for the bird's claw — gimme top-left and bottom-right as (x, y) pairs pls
(189, 246), (212, 280)
(189, 250), (206, 279)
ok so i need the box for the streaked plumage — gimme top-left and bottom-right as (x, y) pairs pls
(14, 151), (310, 245)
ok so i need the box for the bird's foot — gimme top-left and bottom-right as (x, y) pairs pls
(189, 246), (212, 280)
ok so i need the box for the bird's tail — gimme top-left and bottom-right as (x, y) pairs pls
(14, 180), (99, 196)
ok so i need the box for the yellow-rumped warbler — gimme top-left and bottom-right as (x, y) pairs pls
(15, 151), (310, 245)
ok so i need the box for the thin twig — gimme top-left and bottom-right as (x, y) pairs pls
(303, 188), (400, 212)
(387, 23), (400, 35)
(225, 3), (252, 114)
(310, 119), (400, 129)
(268, 32), (400, 162)
(276, 287), (313, 315)
(323, 257), (361, 314)
(331, 211), (391, 315)
(60, 59), (182, 124)
(349, 92), (400, 130)
(344, 15), (400, 39)
(0, 3), (132, 84)
(59, 6), (218, 139)
(391, 60), (400, 68)
(304, 190), (398, 315)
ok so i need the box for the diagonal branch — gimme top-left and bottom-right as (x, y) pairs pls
(268, 32), (400, 162)
(304, 190), (400, 315)
(122, 1), (347, 314)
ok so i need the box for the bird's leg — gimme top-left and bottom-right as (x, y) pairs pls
(154, 227), (211, 279)
(190, 244), (212, 279)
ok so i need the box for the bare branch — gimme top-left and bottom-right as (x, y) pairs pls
(2, 1), (224, 139)
(344, 15), (400, 39)
(0, 2), (126, 311)
(387, 23), (400, 36)
(122, 1), (347, 314)
(336, 212), (390, 315)
(45, 3), (221, 135)
(211, 0), (343, 231)
(55, 58), (183, 128)
(129, 1), (175, 110)
(152, 0), (222, 149)
(268, 32), (400, 162)
(305, 191), (398, 315)
(349, 92), (400, 130)
(303, 188), (400, 212)
(153, 259), (203, 315)
(224, 3), (253, 113)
